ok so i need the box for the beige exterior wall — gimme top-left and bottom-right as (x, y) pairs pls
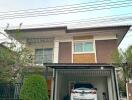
(23, 33), (117, 64)
(23, 41), (54, 66)
(7, 26), (128, 64)
(27, 42), (54, 49)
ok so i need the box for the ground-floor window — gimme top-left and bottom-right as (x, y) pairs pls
(35, 48), (53, 64)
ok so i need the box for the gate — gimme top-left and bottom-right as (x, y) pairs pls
(0, 83), (22, 99)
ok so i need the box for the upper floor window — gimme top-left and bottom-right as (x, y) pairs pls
(74, 41), (94, 53)
(35, 48), (53, 64)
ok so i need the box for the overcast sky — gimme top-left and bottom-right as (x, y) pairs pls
(0, 0), (132, 50)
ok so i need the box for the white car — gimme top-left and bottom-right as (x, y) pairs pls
(71, 84), (97, 100)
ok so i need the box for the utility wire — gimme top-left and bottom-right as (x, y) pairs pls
(0, 0), (129, 14)
(0, 4), (131, 20)
(3, 13), (132, 29)
(0, 2), (130, 15)
(32, 14), (132, 26)
(0, 1), (132, 19)
(1, 1), (131, 14)
(0, 13), (129, 28)
(1, 18), (131, 30)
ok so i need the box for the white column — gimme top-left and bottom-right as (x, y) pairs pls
(53, 39), (59, 63)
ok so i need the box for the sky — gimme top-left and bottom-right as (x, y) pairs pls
(0, 0), (132, 50)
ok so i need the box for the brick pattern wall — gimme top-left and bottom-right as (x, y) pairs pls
(73, 53), (95, 63)
(73, 35), (93, 40)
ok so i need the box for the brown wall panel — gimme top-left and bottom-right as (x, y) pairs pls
(59, 42), (72, 63)
(73, 53), (95, 63)
(73, 35), (93, 40)
(47, 80), (51, 97)
(95, 39), (117, 63)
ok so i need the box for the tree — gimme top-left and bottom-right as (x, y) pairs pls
(19, 75), (49, 100)
(118, 78), (126, 97)
(112, 45), (132, 98)
(0, 44), (16, 82)
(0, 36), (33, 83)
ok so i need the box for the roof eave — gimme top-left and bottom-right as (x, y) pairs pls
(117, 25), (131, 46)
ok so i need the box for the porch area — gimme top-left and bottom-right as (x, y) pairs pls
(45, 63), (119, 100)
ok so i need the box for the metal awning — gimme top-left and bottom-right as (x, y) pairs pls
(44, 63), (114, 69)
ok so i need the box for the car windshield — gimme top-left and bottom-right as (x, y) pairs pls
(75, 88), (89, 90)
(74, 83), (94, 89)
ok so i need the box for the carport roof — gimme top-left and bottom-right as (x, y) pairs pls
(44, 63), (114, 69)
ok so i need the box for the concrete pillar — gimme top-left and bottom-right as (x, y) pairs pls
(115, 69), (120, 100)
(55, 70), (58, 100)
(107, 76), (114, 100)
(111, 70), (118, 100)
(50, 69), (55, 100)
(53, 39), (59, 63)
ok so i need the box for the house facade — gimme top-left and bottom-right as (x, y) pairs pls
(6, 25), (130, 100)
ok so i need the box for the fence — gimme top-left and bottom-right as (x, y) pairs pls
(0, 83), (22, 99)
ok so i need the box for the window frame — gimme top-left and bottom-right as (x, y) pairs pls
(35, 48), (53, 64)
(73, 40), (95, 54)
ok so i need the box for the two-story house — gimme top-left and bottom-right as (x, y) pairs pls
(6, 25), (130, 100)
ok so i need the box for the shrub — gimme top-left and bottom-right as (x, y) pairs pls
(19, 74), (48, 100)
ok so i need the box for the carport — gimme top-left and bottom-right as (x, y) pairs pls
(45, 63), (119, 100)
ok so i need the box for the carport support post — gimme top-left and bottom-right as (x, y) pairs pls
(111, 68), (118, 100)
(54, 70), (58, 100)
(44, 66), (48, 80)
(51, 69), (56, 100)
(107, 76), (113, 100)
(113, 68), (120, 100)
(107, 69), (118, 100)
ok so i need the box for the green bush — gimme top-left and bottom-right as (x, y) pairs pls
(19, 74), (49, 100)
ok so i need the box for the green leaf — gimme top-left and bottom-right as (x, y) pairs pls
(19, 75), (49, 100)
